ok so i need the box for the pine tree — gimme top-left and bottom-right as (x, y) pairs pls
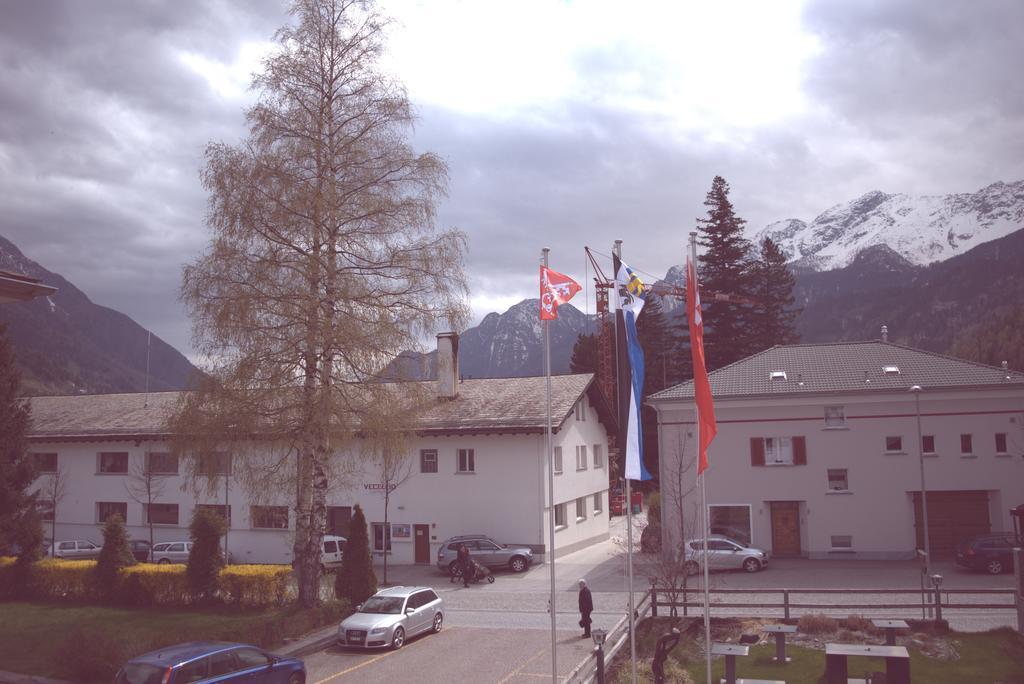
(569, 332), (598, 374)
(696, 176), (756, 369)
(750, 237), (801, 350)
(94, 514), (136, 600)
(0, 323), (36, 555)
(187, 506), (226, 603)
(335, 504), (377, 606)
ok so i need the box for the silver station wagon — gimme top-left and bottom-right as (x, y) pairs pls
(337, 586), (443, 650)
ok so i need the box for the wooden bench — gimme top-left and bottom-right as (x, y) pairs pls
(763, 624), (797, 663)
(825, 643), (910, 684)
(870, 618), (909, 645)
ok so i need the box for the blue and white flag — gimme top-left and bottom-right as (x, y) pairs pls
(614, 254), (652, 481)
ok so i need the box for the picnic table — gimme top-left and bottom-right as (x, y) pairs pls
(870, 618), (909, 645)
(711, 643), (748, 684)
(763, 624), (797, 663)
(825, 643), (910, 684)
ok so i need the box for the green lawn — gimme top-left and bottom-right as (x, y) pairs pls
(609, 618), (1024, 684)
(0, 600), (345, 682)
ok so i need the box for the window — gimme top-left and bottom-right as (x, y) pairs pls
(882, 365), (900, 376)
(554, 503), (566, 528)
(769, 370), (787, 381)
(708, 505), (752, 545)
(576, 497), (587, 521)
(372, 522), (392, 552)
(885, 436), (903, 453)
(234, 648), (270, 669)
(37, 499), (54, 522)
(195, 504), (231, 526)
(827, 469), (849, 492)
(593, 445), (604, 469)
(553, 447), (563, 474)
(98, 451), (128, 474)
(922, 435), (936, 455)
(420, 449), (438, 473)
(145, 503), (179, 525)
(146, 452), (178, 474)
(457, 448), (475, 473)
(824, 406), (846, 427)
(198, 452), (231, 476)
(574, 397), (587, 421)
(830, 535), (853, 549)
(175, 656), (209, 683)
(960, 433), (973, 454)
(750, 436), (806, 467)
(251, 505), (288, 529)
(594, 492), (603, 514)
(208, 651), (235, 677)
(575, 445), (588, 471)
(97, 501), (127, 523)
(32, 453), (58, 473)
(995, 433), (1008, 455)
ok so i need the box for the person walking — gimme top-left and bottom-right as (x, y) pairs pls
(578, 578), (593, 638)
(457, 543), (472, 587)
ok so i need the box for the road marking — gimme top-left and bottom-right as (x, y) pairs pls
(313, 629), (458, 683)
(496, 645), (548, 684)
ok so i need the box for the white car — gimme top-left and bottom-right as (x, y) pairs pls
(149, 541), (193, 564)
(683, 536), (769, 574)
(48, 539), (101, 560)
(337, 586), (443, 650)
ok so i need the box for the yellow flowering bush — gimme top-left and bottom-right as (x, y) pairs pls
(220, 565), (292, 606)
(120, 563), (190, 606)
(34, 559), (99, 600)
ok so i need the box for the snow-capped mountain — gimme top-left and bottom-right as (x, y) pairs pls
(751, 180), (1024, 270)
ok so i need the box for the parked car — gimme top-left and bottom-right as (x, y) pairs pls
(321, 535), (346, 571)
(149, 541), (193, 564)
(682, 535), (769, 574)
(115, 641), (304, 684)
(337, 586), (443, 650)
(47, 539), (102, 560)
(435, 535), (533, 576)
(954, 533), (1017, 574)
(128, 539), (152, 563)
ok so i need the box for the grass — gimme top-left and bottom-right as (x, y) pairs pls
(609, 618), (1024, 684)
(0, 600), (348, 682)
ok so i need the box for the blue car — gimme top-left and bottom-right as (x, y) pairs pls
(115, 642), (305, 684)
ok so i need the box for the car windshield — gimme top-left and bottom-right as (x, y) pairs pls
(360, 596), (404, 614)
(116, 663), (166, 684)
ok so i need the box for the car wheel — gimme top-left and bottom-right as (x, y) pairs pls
(684, 561), (699, 576)
(391, 627), (405, 649)
(742, 557), (762, 573)
(158, 558), (170, 565)
(509, 556), (528, 573)
(986, 559), (1004, 575)
(286, 674), (304, 684)
(448, 561), (461, 577)
(433, 612), (443, 633)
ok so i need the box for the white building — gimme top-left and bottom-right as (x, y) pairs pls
(27, 335), (615, 566)
(649, 341), (1024, 560)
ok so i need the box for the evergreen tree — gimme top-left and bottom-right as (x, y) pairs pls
(94, 514), (136, 600)
(187, 506), (227, 603)
(335, 504), (377, 606)
(750, 237), (801, 350)
(569, 332), (598, 374)
(949, 303), (1024, 373)
(696, 176), (756, 369)
(11, 507), (44, 595)
(0, 323), (36, 555)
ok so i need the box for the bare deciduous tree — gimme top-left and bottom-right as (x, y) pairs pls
(42, 463), (67, 548)
(124, 452), (170, 552)
(172, 0), (468, 606)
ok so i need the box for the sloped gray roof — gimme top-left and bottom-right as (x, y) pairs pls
(648, 341), (1024, 402)
(27, 373), (605, 440)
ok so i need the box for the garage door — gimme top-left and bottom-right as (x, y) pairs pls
(912, 491), (990, 558)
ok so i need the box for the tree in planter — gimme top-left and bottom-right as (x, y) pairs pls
(335, 504), (377, 606)
(187, 506), (227, 603)
(95, 514), (136, 599)
(0, 322), (36, 556)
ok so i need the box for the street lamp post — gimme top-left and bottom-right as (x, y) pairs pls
(592, 628), (608, 684)
(911, 385), (931, 580)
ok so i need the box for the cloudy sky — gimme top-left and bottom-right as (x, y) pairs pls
(2, 0), (1022, 359)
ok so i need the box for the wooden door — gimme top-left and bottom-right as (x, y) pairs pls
(414, 524), (431, 564)
(771, 501), (801, 556)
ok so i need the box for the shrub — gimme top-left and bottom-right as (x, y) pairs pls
(646, 491), (662, 529)
(120, 563), (190, 606)
(798, 612), (838, 634)
(10, 507), (45, 597)
(187, 506), (226, 603)
(840, 614), (876, 633)
(220, 564), (292, 606)
(58, 626), (138, 683)
(95, 514), (136, 600)
(335, 504), (377, 605)
(33, 559), (99, 601)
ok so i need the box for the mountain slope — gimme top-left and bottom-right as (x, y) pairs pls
(751, 180), (1024, 270)
(0, 234), (200, 395)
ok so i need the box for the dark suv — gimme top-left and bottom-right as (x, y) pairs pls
(954, 533), (1018, 574)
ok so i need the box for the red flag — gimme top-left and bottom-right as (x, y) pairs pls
(687, 255), (717, 474)
(539, 265), (581, 320)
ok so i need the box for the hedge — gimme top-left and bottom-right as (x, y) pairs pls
(0, 557), (294, 607)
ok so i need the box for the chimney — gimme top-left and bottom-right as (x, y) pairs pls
(436, 332), (459, 399)
(881, 325), (888, 343)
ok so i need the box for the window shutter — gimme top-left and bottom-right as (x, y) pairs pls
(750, 438), (765, 466)
(793, 436), (807, 465)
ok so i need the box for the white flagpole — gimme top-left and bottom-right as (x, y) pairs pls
(542, 248), (558, 683)
(613, 240), (638, 684)
(690, 232), (712, 684)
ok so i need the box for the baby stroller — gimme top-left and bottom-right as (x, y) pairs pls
(453, 560), (495, 584)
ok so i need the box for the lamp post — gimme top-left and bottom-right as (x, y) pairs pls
(592, 628), (608, 684)
(911, 385), (931, 580)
